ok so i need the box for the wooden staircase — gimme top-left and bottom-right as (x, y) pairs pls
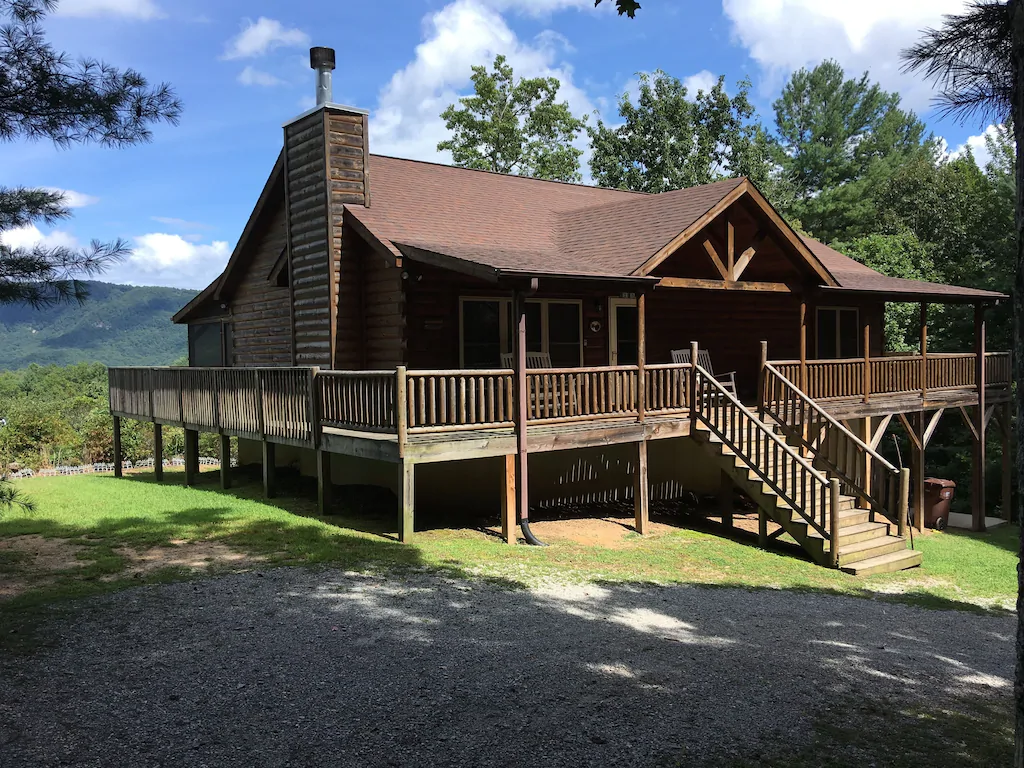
(690, 361), (921, 575)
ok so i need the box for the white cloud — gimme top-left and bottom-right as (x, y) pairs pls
(0, 225), (79, 251)
(55, 0), (163, 19)
(722, 0), (969, 108)
(223, 17), (310, 60)
(950, 124), (1004, 168)
(683, 70), (718, 96)
(372, 0), (596, 169)
(238, 66), (287, 87)
(121, 233), (231, 289)
(42, 188), (100, 209)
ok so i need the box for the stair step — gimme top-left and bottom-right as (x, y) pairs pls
(837, 536), (907, 565)
(806, 521), (890, 544)
(841, 549), (923, 576)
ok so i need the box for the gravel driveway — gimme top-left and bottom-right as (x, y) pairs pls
(0, 568), (1014, 767)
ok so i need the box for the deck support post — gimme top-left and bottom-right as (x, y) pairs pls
(859, 417), (872, 516)
(112, 416), (123, 478)
(399, 460), (415, 543)
(758, 508), (768, 548)
(1000, 403), (1012, 521)
(219, 434), (231, 490)
(634, 440), (650, 535)
(262, 441), (276, 499)
(718, 470), (733, 529)
(912, 413), (925, 533)
(184, 428), (199, 486)
(513, 286), (535, 540)
(972, 304), (987, 532)
(501, 454), (516, 545)
(317, 450), (332, 515)
(153, 423), (163, 481)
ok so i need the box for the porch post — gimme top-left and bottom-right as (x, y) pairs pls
(317, 450), (332, 515)
(972, 303), (987, 532)
(862, 321), (871, 404)
(859, 417), (872, 504)
(799, 299), (808, 394)
(262, 441), (276, 499)
(219, 434), (231, 490)
(637, 291), (647, 423)
(919, 303), (928, 402)
(912, 412), (925, 534)
(1001, 402), (1012, 521)
(112, 416), (123, 479)
(514, 289), (530, 534)
(758, 341), (768, 418)
(153, 423), (163, 482)
(399, 460), (415, 542)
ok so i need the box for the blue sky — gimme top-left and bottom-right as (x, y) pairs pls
(0, 0), (995, 292)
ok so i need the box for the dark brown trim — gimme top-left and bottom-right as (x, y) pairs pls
(361, 113), (371, 208)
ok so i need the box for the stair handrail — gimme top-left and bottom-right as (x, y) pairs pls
(692, 364), (832, 541)
(761, 362), (907, 535)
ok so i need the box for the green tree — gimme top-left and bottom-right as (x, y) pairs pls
(773, 60), (928, 237)
(0, 0), (181, 308)
(438, 55), (586, 182)
(588, 71), (785, 197)
(594, 0), (641, 16)
(901, 2), (1022, 761)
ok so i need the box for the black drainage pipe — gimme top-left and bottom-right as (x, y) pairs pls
(520, 518), (547, 547)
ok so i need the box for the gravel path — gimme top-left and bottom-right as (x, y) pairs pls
(0, 569), (1014, 767)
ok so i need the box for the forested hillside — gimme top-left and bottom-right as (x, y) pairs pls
(0, 282), (196, 370)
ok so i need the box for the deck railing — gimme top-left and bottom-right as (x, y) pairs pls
(109, 367), (316, 444)
(761, 362), (909, 534)
(405, 369), (515, 432)
(526, 366), (639, 422)
(319, 370), (398, 432)
(772, 351), (1010, 402)
(645, 363), (691, 415)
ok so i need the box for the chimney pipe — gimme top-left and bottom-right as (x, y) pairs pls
(310, 46), (336, 106)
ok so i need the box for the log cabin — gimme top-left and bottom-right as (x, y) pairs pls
(109, 47), (1012, 575)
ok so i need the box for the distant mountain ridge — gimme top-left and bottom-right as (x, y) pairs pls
(0, 281), (197, 370)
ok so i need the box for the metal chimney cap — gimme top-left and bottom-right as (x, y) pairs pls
(310, 47), (336, 71)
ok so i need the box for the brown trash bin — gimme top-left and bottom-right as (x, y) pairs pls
(923, 478), (956, 530)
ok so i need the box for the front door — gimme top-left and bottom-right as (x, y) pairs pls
(609, 297), (638, 365)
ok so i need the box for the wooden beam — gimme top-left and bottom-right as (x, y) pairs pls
(262, 441), (276, 499)
(897, 412), (922, 451)
(922, 409), (945, 449)
(726, 215), (735, 277)
(912, 412), (925, 533)
(634, 181), (748, 276)
(219, 434), (232, 490)
(637, 292), (647, 423)
(920, 303), (928, 401)
(634, 440), (650, 535)
(656, 277), (791, 293)
(399, 460), (415, 543)
(501, 454), (516, 545)
(869, 414), (894, 450)
(153, 424), (163, 482)
(112, 416), (123, 479)
(860, 417), (872, 502)
(732, 231), (766, 281)
(514, 292), (530, 533)
(984, 404), (997, 430)
(1001, 402), (1012, 521)
(862, 321), (871, 403)
(702, 239), (731, 280)
(958, 405), (980, 442)
(317, 450), (332, 515)
(972, 304), (987, 532)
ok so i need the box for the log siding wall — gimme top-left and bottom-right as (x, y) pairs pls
(226, 205), (292, 366)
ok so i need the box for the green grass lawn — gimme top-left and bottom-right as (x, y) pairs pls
(1, 470), (1016, 618)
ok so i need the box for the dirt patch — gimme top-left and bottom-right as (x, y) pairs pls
(110, 539), (267, 580)
(0, 535), (89, 599)
(486, 515), (681, 548)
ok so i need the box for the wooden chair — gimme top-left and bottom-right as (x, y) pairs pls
(500, 352), (552, 369)
(671, 348), (738, 397)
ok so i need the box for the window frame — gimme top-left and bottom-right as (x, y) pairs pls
(458, 296), (584, 368)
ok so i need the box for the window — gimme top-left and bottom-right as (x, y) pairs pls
(188, 322), (231, 367)
(459, 297), (583, 367)
(816, 307), (859, 359)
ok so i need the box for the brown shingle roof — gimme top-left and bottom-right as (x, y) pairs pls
(801, 237), (1006, 302)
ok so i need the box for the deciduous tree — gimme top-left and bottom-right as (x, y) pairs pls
(438, 55), (586, 182)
